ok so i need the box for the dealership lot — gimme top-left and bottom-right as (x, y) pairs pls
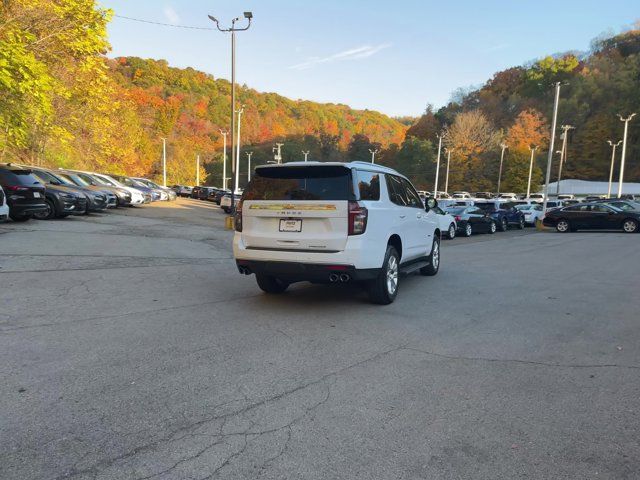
(1, 199), (639, 480)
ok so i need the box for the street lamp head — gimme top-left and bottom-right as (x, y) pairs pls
(244, 11), (253, 19)
(207, 15), (218, 22)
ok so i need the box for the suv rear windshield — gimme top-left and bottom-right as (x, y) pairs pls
(0, 168), (42, 186)
(244, 166), (353, 201)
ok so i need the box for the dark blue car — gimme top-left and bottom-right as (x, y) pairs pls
(473, 201), (525, 231)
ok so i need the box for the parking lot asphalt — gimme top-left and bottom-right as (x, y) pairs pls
(1, 199), (639, 480)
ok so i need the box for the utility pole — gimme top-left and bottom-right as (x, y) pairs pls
(219, 129), (228, 190)
(542, 82), (562, 215)
(196, 154), (200, 186)
(434, 133), (443, 197)
(273, 143), (284, 164)
(497, 143), (507, 195)
(617, 113), (636, 198)
(302, 150), (310, 162)
(444, 148), (453, 194)
(556, 125), (574, 195)
(161, 137), (167, 187)
(607, 140), (622, 198)
(526, 145), (537, 198)
(234, 106), (244, 194)
(369, 148), (379, 164)
(246, 151), (252, 182)
(208, 11), (253, 212)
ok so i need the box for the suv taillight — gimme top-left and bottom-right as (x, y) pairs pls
(5, 185), (29, 192)
(454, 215), (461, 222)
(348, 201), (368, 235)
(234, 199), (243, 232)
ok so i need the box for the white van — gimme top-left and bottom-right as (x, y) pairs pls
(233, 162), (441, 304)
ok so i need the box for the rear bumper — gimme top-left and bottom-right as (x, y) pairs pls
(235, 259), (380, 283)
(9, 202), (48, 216)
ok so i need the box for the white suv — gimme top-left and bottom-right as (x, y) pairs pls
(233, 162), (441, 304)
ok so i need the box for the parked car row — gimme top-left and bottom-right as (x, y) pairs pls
(0, 163), (176, 222)
(441, 201), (526, 237)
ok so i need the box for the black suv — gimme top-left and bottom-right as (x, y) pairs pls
(0, 164), (48, 221)
(30, 168), (108, 214)
(474, 201), (525, 231)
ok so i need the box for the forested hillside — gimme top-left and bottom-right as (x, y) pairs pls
(0, 0), (405, 186)
(403, 25), (640, 192)
(1, 0), (638, 191)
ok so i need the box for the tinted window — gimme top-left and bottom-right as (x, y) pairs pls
(244, 166), (353, 201)
(474, 203), (496, 212)
(591, 205), (613, 213)
(355, 170), (380, 201)
(0, 168), (42, 186)
(445, 207), (466, 214)
(386, 175), (407, 206)
(400, 178), (423, 208)
(565, 205), (588, 212)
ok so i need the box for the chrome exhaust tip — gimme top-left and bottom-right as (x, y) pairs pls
(329, 273), (339, 283)
(339, 273), (351, 283)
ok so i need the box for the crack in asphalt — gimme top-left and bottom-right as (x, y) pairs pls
(403, 346), (640, 370)
(52, 345), (400, 480)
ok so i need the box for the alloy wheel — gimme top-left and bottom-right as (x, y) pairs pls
(557, 220), (569, 232)
(386, 255), (399, 295)
(448, 224), (456, 239)
(465, 223), (472, 236)
(432, 240), (440, 269)
(623, 220), (637, 233)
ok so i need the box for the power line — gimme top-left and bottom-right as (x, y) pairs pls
(113, 14), (215, 30)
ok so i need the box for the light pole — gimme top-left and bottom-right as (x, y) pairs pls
(434, 133), (443, 196)
(369, 148), (379, 164)
(497, 143), (507, 195)
(196, 154), (200, 186)
(273, 143), (284, 164)
(161, 137), (167, 187)
(526, 145), (537, 198)
(607, 140), (622, 198)
(556, 125), (574, 195)
(617, 113), (636, 198)
(219, 129), (228, 189)
(246, 151), (252, 182)
(542, 82), (562, 215)
(444, 148), (453, 194)
(302, 150), (310, 162)
(234, 106), (244, 194)
(208, 11), (253, 210)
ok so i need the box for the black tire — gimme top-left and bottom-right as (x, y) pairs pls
(622, 218), (638, 233)
(500, 217), (508, 232)
(256, 275), (289, 294)
(9, 212), (30, 222)
(368, 245), (400, 305)
(33, 199), (56, 220)
(488, 221), (497, 234)
(517, 217), (525, 229)
(463, 222), (472, 237)
(420, 237), (440, 276)
(556, 218), (570, 233)
(447, 223), (456, 239)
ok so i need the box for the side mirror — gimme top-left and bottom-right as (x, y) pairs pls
(425, 197), (437, 211)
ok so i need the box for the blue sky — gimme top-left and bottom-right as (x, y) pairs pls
(99, 0), (638, 117)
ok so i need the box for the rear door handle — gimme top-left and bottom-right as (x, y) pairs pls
(399, 214), (406, 219)
(416, 213), (422, 218)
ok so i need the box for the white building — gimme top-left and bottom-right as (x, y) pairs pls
(542, 179), (640, 196)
